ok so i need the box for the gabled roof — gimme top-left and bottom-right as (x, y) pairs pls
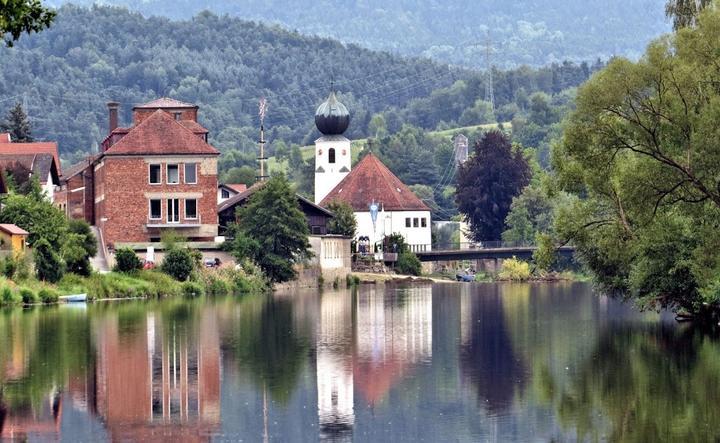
(219, 183), (247, 194)
(61, 154), (100, 181)
(0, 140), (61, 175)
(217, 181), (334, 217)
(134, 97), (197, 109)
(178, 120), (209, 134)
(0, 153), (60, 185)
(319, 152), (430, 212)
(0, 224), (29, 236)
(104, 110), (219, 156)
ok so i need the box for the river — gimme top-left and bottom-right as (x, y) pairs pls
(0, 282), (717, 442)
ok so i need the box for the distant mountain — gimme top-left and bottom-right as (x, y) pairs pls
(0, 5), (463, 161)
(46, 0), (671, 68)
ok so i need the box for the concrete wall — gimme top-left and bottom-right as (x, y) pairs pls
(314, 136), (351, 204)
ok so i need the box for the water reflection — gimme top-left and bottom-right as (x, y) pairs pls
(0, 283), (719, 441)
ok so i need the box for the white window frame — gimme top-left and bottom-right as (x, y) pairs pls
(149, 199), (162, 220)
(184, 163), (197, 184)
(166, 164), (180, 185)
(167, 198), (180, 223)
(184, 198), (198, 220)
(149, 164), (162, 185)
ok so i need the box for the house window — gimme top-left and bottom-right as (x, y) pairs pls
(149, 199), (162, 220)
(167, 198), (180, 223)
(184, 163), (197, 184)
(421, 218), (427, 228)
(413, 218), (419, 227)
(405, 217), (411, 228)
(149, 164), (161, 184)
(185, 199), (198, 219)
(329, 148), (336, 164)
(167, 164), (179, 184)
(221, 189), (230, 199)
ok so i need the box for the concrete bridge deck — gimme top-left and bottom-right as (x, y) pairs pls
(415, 245), (575, 262)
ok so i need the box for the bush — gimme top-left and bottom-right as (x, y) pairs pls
(181, 281), (205, 297)
(114, 248), (142, 273)
(218, 264), (267, 294)
(34, 238), (65, 283)
(0, 286), (20, 305)
(498, 257), (531, 281)
(161, 249), (195, 281)
(206, 275), (230, 296)
(396, 252), (422, 276)
(135, 271), (182, 297)
(3, 256), (16, 278)
(18, 287), (38, 304)
(38, 287), (60, 304)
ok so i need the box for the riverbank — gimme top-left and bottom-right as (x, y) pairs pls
(0, 266), (268, 307)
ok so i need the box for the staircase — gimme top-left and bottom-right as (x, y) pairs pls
(89, 226), (110, 273)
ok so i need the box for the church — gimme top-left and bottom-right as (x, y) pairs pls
(313, 91), (432, 252)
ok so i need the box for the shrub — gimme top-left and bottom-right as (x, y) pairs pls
(206, 275), (230, 296)
(14, 252), (32, 280)
(161, 249), (195, 281)
(114, 248), (143, 273)
(396, 252), (422, 276)
(38, 287), (60, 304)
(498, 257), (531, 281)
(0, 286), (20, 305)
(34, 238), (65, 283)
(3, 256), (16, 278)
(181, 281), (205, 297)
(218, 264), (267, 294)
(346, 274), (360, 287)
(18, 287), (38, 304)
(134, 271), (182, 297)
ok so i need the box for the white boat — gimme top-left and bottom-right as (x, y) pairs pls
(59, 293), (88, 303)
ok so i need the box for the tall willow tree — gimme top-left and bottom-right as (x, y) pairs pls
(665, 0), (712, 29)
(553, 5), (720, 316)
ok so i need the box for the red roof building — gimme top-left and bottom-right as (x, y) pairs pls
(319, 152), (432, 252)
(61, 98), (220, 246)
(0, 135), (61, 200)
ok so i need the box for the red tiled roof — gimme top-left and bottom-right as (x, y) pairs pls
(0, 224), (29, 235)
(134, 97), (197, 109)
(320, 152), (430, 211)
(61, 154), (99, 180)
(179, 120), (209, 134)
(104, 110), (219, 156)
(0, 153), (59, 185)
(224, 183), (247, 193)
(0, 141), (61, 175)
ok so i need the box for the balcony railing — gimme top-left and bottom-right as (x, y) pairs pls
(146, 215), (202, 228)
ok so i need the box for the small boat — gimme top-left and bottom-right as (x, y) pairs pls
(59, 293), (88, 303)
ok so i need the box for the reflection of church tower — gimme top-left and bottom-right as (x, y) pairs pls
(314, 90), (352, 204)
(317, 292), (354, 442)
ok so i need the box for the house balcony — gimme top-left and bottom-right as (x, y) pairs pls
(146, 215), (202, 229)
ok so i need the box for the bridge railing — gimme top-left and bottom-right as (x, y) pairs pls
(409, 241), (536, 252)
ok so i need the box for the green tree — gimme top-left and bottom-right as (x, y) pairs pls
(34, 238), (64, 282)
(553, 6), (720, 314)
(456, 131), (532, 241)
(0, 0), (55, 46)
(64, 219), (96, 276)
(221, 166), (256, 187)
(161, 248), (195, 281)
(0, 102), (33, 142)
(0, 192), (68, 249)
(228, 175), (311, 283)
(113, 248), (142, 273)
(325, 200), (357, 237)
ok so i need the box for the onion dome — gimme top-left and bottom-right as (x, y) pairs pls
(315, 91), (350, 135)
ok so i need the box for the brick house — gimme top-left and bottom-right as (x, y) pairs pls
(61, 98), (220, 246)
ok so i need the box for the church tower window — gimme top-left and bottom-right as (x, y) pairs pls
(329, 148), (336, 164)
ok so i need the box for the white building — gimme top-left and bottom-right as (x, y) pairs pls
(313, 92), (432, 252)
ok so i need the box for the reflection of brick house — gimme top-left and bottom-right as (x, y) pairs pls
(60, 99), (219, 246)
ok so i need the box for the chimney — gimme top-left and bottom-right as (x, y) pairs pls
(107, 101), (120, 134)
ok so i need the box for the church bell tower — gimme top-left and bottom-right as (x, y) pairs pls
(314, 90), (352, 204)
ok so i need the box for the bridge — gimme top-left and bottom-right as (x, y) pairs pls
(409, 242), (576, 262)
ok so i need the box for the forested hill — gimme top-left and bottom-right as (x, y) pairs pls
(0, 5), (598, 165)
(48, 0), (670, 68)
(0, 5), (460, 162)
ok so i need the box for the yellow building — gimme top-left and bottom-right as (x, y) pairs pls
(0, 224), (29, 255)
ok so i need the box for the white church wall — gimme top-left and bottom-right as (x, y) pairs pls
(314, 136), (352, 204)
(354, 210), (432, 252)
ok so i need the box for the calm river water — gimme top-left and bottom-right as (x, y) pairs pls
(0, 282), (717, 442)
